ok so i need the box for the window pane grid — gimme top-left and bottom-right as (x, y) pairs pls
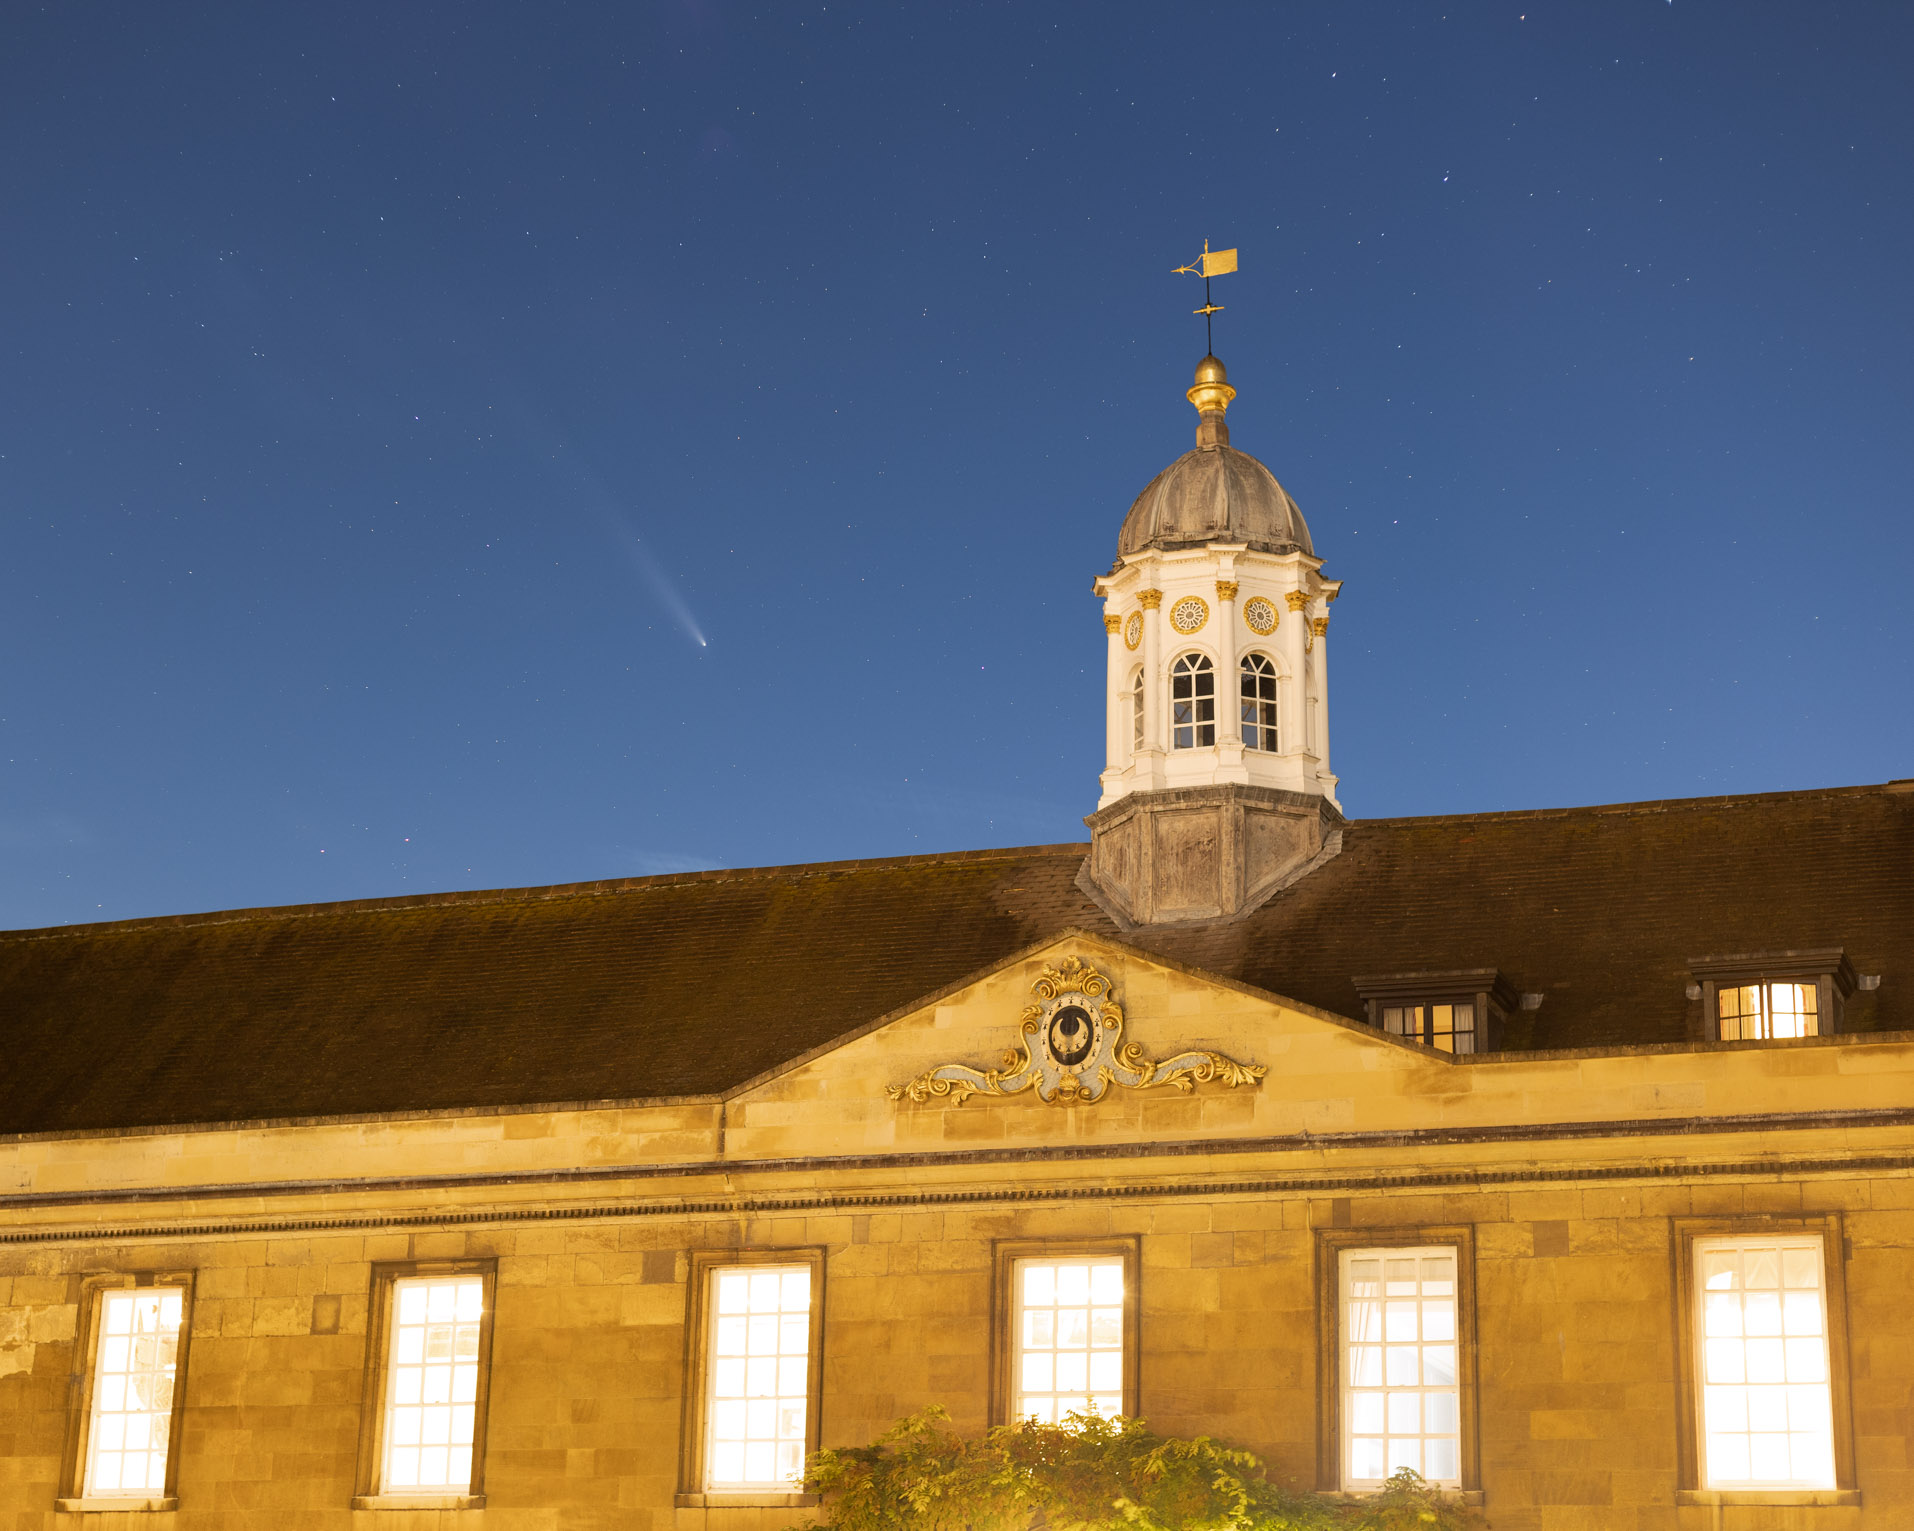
(1014, 1258), (1125, 1425)
(1170, 655), (1215, 749)
(1342, 1248), (1461, 1488)
(1131, 671), (1145, 753)
(706, 1265), (813, 1490)
(85, 1289), (183, 1498)
(384, 1276), (484, 1494)
(1718, 982), (1818, 1041)
(1382, 1002), (1476, 1055)
(1697, 1236), (1835, 1488)
(1240, 654), (1280, 752)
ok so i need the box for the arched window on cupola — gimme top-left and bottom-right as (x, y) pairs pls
(1170, 654), (1215, 749)
(1130, 669), (1146, 755)
(1240, 653), (1280, 752)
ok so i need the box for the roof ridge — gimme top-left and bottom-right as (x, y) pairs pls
(4, 780), (1900, 942)
(0, 841), (1096, 943)
(1347, 780), (1899, 831)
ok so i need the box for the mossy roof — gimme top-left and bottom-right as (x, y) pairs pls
(2, 783), (1909, 1134)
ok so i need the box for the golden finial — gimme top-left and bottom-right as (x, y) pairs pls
(1187, 354), (1236, 448)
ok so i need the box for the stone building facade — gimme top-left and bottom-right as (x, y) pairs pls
(3, 358), (1911, 1529)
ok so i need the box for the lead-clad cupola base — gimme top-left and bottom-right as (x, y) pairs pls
(1085, 355), (1344, 926)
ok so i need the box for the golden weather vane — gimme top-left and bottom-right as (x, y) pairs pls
(1172, 239), (1239, 354)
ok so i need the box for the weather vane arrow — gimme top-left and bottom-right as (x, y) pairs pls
(1173, 239), (1238, 354)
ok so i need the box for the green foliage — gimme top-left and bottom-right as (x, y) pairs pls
(797, 1409), (1482, 1531)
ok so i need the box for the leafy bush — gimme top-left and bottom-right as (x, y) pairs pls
(798, 1409), (1482, 1531)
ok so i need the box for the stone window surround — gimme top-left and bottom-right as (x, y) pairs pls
(990, 1237), (1140, 1427)
(56, 1269), (197, 1515)
(676, 1246), (827, 1509)
(1313, 1225), (1481, 1503)
(1671, 1215), (1862, 1510)
(352, 1257), (498, 1511)
(1687, 951), (1858, 1043)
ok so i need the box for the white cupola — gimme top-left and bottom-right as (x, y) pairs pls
(1081, 356), (1346, 926)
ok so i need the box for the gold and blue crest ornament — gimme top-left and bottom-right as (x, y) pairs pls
(887, 956), (1266, 1107)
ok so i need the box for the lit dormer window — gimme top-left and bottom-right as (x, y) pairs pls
(1170, 653), (1214, 748)
(1689, 951), (1856, 1043)
(1352, 970), (1518, 1056)
(1383, 1001), (1476, 1053)
(1717, 982), (1817, 1040)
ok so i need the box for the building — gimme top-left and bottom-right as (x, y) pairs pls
(3, 356), (1911, 1529)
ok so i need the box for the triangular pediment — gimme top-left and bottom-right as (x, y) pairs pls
(719, 929), (1476, 1160)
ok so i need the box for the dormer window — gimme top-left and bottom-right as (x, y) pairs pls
(1383, 1001), (1476, 1054)
(1689, 951), (1856, 1043)
(1352, 970), (1518, 1056)
(1717, 981), (1817, 1040)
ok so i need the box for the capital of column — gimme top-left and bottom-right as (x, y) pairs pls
(1138, 589), (1164, 610)
(1284, 590), (1310, 613)
(1103, 614), (1123, 634)
(1215, 580), (1239, 602)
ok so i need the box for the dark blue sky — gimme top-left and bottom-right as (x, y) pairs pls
(4, 2), (1911, 928)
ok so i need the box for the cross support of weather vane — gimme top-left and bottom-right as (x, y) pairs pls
(1173, 239), (1238, 353)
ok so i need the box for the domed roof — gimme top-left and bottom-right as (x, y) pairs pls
(1118, 443), (1313, 559)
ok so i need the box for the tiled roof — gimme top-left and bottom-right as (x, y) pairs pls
(2, 784), (1909, 1135)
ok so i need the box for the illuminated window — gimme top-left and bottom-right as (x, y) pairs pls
(1013, 1257), (1125, 1424)
(85, 1289), (184, 1499)
(383, 1277), (484, 1494)
(1240, 653), (1280, 752)
(1340, 1247), (1461, 1489)
(1694, 1235), (1835, 1489)
(680, 1249), (824, 1503)
(1717, 982), (1818, 1041)
(1690, 952), (1855, 1043)
(1130, 669), (1145, 754)
(1170, 653), (1214, 748)
(59, 1276), (196, 1513)
(705, 1264), (814, 1490)
(992, 1241), (1136, 1427)
(356, 1262), (495, 1509)
(1382, 1002), (1476, 1055)
(1354, 972), (1515, 1056)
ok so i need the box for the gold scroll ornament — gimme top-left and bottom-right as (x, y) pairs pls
(888, 956), (1266, 1107)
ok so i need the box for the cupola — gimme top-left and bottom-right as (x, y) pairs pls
(1080, 355), (1345, 927)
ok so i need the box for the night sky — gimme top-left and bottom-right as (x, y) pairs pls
(4, 3), (1911, 928)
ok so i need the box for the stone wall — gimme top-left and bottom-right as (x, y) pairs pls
(3, 1169), (1912, 1530)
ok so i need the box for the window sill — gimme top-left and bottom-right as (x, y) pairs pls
(1328, 1488), (1484, 1507)
(1676, 1489), (1860, 1508)
(675, 1492), (819, 1509)
(56, 1500), (179, 1513)
(350, 1495), (486, 1510)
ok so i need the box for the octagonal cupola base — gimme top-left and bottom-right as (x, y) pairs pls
(1079, 784), (1345, 928)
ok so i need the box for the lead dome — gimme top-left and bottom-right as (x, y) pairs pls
(1118, 443), (1313, 558)
(1115, 355), (1312, 558)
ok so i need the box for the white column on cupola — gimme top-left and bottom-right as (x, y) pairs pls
(1101, 611), (1126, 779)
(1311, 584), (1341, 799)
(1137, 586), (1165, 784)
(1282, 588), (1311, 762)
(1310, 611), (1331, 780)
(1213, 569), (1244, 773)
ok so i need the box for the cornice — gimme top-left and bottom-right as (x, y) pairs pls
(5, 1143), (1913, 1247)
(4, 1106), (1911, 1227)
